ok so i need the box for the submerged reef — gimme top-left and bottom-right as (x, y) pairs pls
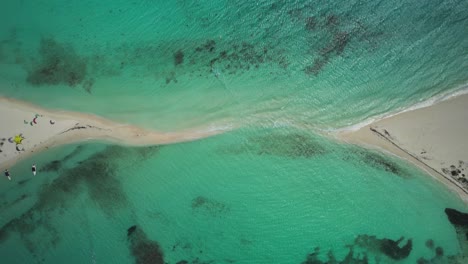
(301, 246), (368, 264)
(343, 147), (411, 178)
(174, 50), (185, 66)
(41, 145), (85, 172)
(127, 226), (221, 264)
(416, 208), (468, 263)
(0, 145), (159, 261)
(354, 235), (412, 260)
(191, 196), (230, 217)
(445, 208), (468, 257)
(302, 235), (412, 264)
(127, 225), (164, 264)
(222, 131), (327, 159)
(26, 38), (90, 88)
(445, 208), (468, 228)
(0, 1), (385, 96)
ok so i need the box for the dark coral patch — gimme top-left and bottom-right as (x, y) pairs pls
(362, 152), (403, 176)
(27, 38), (87, 87)
(380, 237), (412, 260)
(191, 196), (229, 216)
(82, 78), (94, 94)
(249, 133), (326, 158)
(345, 147), (410, 177)
(222, 131), (326, 159)
(425, 239), (434, 249)
(41, 160), (62, 172)
(41, 145), (85, 172)
(355, 235), (412, 260)
(300, 10), (383, 76)
(445, 208), (468, 227)
(304, 58), (328, 76)
(325, 15), (339, 28)
(417, 240), (454, 263)
(174, 50), (184, 66)
(305, 16), (317, 31)
(302, 246), (368, 264)
(189, 38), (288, 77)
(127, 225), (164, 264)
(128, 225), (137, 236)
(0, 145), (159, 259)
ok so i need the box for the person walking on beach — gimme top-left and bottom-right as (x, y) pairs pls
(32, 164), (36, 176)
(4, 169), (11, 180)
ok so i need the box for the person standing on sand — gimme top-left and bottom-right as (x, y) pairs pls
(4, 169), (11, 180)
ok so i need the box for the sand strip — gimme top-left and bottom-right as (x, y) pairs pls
(0, 96), (230, 173)
(337, 93), (468, 202)
(2, 93), (468, 203)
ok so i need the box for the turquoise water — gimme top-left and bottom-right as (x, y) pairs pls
(0, 129), (467, 264)
(1, 1), (468, 264)
(0, 0), (467, 130)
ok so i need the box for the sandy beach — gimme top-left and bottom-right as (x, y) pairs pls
(337, 93), (468, 202)
(0, 96), (228, 174)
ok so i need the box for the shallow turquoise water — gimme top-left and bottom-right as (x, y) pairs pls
(1, 1), (468, 264)
(0, 0), (467, 130)
(0, 129), (467, 263)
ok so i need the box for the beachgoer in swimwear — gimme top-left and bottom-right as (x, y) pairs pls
(4, 169), (11, 180)
(32, 164), (36, 174)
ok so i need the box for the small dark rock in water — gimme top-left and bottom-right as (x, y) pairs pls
(425, 239), (434, 249)
(435, 246), (444, 257)
(127, 225), (137, 236)
(444, 208), (468, 227)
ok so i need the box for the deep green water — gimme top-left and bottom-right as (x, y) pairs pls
(1, 1), (468, 264)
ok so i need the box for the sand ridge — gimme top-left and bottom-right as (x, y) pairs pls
(0, 96), (230, 175)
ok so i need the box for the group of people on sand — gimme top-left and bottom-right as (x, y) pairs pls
(4, 164), (36, 181)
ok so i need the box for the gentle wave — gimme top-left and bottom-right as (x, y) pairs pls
(332, 82), (468, 133)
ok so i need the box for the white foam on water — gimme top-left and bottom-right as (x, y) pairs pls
(331, 83), (468, 133)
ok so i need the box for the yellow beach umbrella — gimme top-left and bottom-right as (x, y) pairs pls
(13, 134), (24, 144)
